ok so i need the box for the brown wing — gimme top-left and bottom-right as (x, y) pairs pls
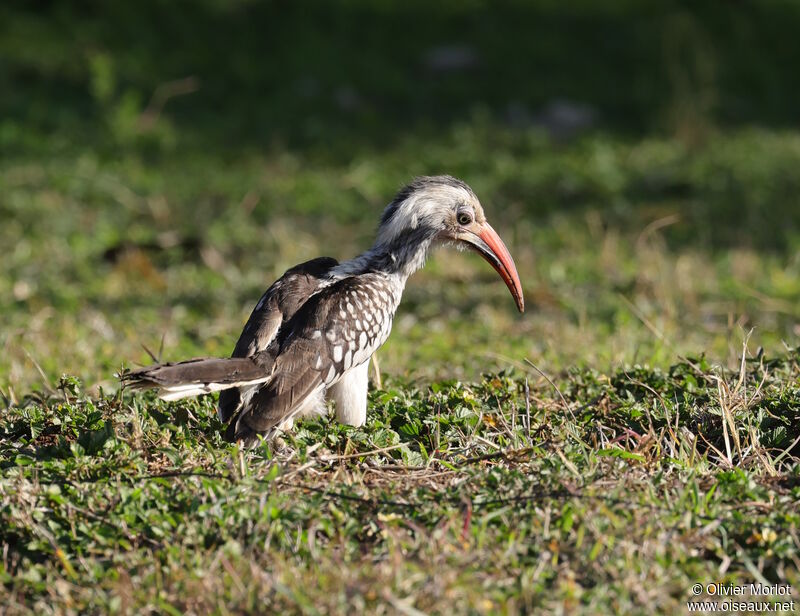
(217, 257), (338, 423)
(228, 273), (398, 440)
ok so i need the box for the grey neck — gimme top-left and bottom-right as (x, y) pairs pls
(333, 225), (436, 281)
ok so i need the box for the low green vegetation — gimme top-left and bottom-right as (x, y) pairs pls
(2, 352), (799, 612)
(2, 1), (800, 613)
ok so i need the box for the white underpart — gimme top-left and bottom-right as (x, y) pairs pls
(327, 361), (369, 426)
(233, 383), (259, 420)
(159, 376), (271, 402)
(274, 386), (327, 433)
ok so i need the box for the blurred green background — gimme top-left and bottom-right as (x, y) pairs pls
(2, 0), (799, 395)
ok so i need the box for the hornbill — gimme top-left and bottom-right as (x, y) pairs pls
(121, 176), (524, 444)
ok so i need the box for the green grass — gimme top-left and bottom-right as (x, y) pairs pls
(2, 353), (799, 612)
(3, 128), (799, 613)
(3, 1), (800, 613)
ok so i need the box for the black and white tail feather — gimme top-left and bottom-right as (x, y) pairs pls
(120, 356), (274, 402)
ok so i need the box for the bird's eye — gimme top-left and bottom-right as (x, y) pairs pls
(457, 211), (473, 226)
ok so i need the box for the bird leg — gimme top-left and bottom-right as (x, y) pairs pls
(327, 361), (369, 426)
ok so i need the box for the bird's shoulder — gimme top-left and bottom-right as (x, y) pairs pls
(276, 272), (399, 349)
(231, 256), (339, 358)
